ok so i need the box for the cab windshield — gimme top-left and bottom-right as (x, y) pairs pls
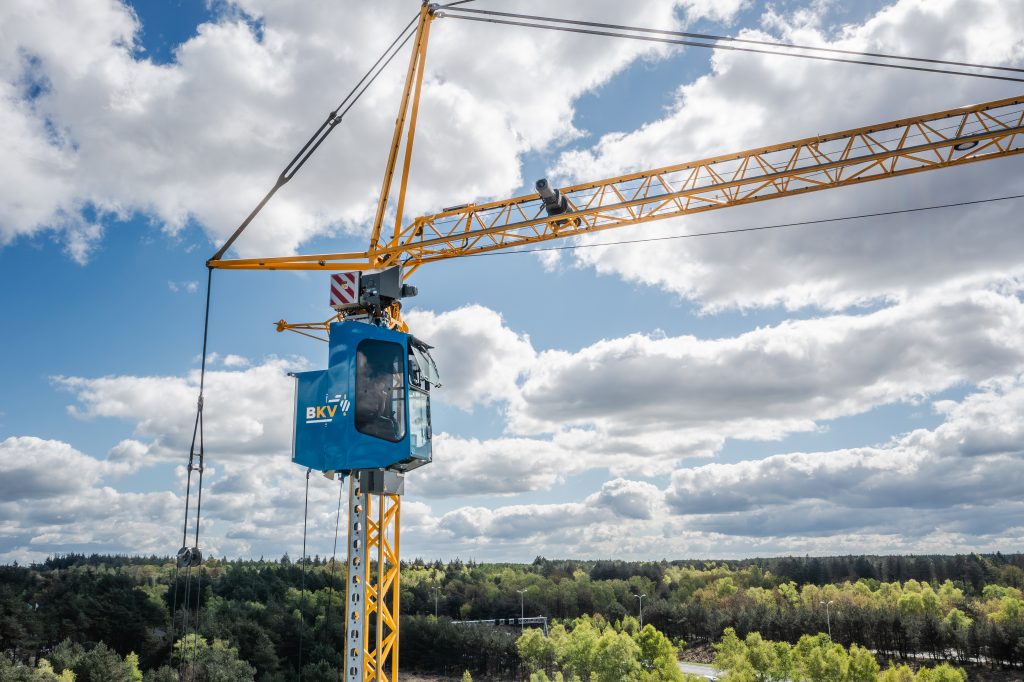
(355, 340), (406, 442)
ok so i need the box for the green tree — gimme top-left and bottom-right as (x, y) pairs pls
(846, 644), (880, 682)
(714, 629), (793, 682)
(557, 619), (600, 680)
(914, 663), (966, 682)
(142, 668), (178, 682)
(633, 624), (684, 681)
(461, 671), (473, 682)
(172, 634), (256, 681)
(35, 659), (76, 682)
(591, 628), (642, 682)
(49, 640), (133, 682)
(794, 633), (847, 682)
(124, 652), (143, 682)
(519, 627), (557, 674)
(0, 654), (38, 682)
(879, 664), (916, 682)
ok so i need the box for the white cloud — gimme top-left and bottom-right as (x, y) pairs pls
(222, 353), (250, 367)
(0, 0), (745, 261)
(508, 287), (1024, 465)
(549, 0), (1024, 311)
(43, 284), (1024, 522)
(588, 478), (661, 520)
(0, 437), (107, 500)
(8, 370), (1024, 562)
(0, 435), (357, 561)
(416, 377), (1024, 558)
(411, 433), (582, 498)
(54, 356), (308, 461)
(168, 280), (200, 294)
(405, 305), (534, 411)
(0, 436), (180, 559)
(665, 375), (1024, 538)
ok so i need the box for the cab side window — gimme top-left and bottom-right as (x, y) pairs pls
(355, 340), (406, 442)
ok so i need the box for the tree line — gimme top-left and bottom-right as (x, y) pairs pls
(1, 552), (1023, 679)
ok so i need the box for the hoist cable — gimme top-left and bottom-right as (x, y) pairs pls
(169, 562), (181, 657)
(452, 192), (1024, 258)
(443, 6), (1024, 76)
(325, 477), (344, 641)
(177, 565), (192, 680)
(297, 468), (312, 679)
(172, 266), (214, 675)
(188, 402), (207, 679)
(442, 12), (1024, 84)
(210, 14), (419, 262)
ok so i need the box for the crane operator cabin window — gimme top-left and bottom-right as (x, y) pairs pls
(355, 340), (406, 442)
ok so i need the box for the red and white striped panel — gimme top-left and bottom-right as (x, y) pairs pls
(330, 272), (360, 308)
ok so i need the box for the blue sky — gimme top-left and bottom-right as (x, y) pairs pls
(2, 0), (1024, 563)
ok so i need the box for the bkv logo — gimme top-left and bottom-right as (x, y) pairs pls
(305, 395), (350, 424)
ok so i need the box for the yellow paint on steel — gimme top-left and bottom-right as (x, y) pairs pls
(209, 94), (1024, 273)
(362, 492), (401, 682)
(390, 12), (433, 251)
(368, 5), (434, 253)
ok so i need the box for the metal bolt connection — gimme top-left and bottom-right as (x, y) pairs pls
(346, 481), (368, 682)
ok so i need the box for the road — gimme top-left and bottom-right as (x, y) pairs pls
(679, 661), (719, 680)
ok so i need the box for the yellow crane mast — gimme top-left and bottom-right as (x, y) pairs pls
(202, 5), (1023, 681)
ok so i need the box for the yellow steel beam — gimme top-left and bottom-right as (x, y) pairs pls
(209, 94), (1024, 272)
(389, 12), (433, 251)
(343, 477), (402, 682)
(368, 4), (434, 255)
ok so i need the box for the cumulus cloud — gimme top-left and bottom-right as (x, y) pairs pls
(0, 437), (180, 561)
(419, 377), (1024, 558)
(549, 0), (1024, 311)
(54, 356), (307, 461)
(222, 353), (250, 368)
(405, 305), (534, 410)
(0, 437), (107, 500)
(9, 360), (1024, 562)
(411, 434), (580, 498)
(508, 287), (1024, 463)
(0, 0), (744, 261)
(0, 435), (359, 561)
(666, 375), (1024, 539)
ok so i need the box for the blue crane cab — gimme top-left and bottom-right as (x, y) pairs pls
(292, 320), (440, 474)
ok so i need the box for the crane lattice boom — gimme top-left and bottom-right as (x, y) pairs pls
(210, 94), (1024, 275)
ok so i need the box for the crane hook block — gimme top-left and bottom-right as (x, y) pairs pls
(176, 546), (203, 568)
(291, 321), (440, 474)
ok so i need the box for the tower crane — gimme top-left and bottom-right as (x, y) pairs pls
(192, 3), (1024, 680)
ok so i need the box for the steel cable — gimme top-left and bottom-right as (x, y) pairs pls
(442, 10), (1024, 83)
(173, 266), (214, 677)
(442, 6), (1024, 76)
(297, 468), (312, 679)
(210, 14), (420, 261)
(325, 477), (344, 648)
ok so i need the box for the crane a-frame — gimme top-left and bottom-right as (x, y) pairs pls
(202, 3), (1024, 680)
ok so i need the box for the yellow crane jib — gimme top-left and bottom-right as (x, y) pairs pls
(209, 94), (1024, 275)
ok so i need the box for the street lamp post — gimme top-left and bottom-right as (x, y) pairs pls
(635, 594), (646, 629)
(517, 589), (527, 631)
(431, 586), (441, 618)
(820, 600), (834, 639)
